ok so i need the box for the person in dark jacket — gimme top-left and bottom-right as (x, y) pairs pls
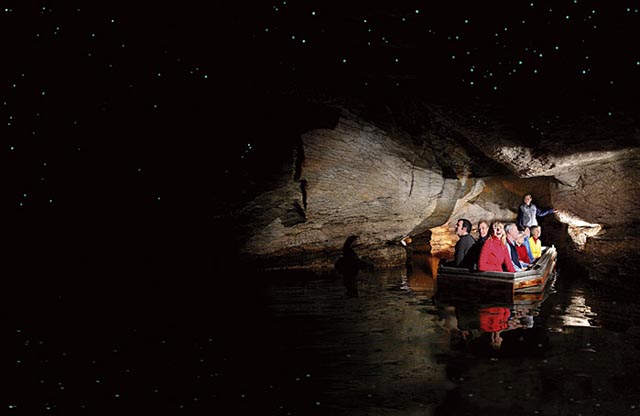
(517, 194), (555, 228)
(453, 218), (476, 268)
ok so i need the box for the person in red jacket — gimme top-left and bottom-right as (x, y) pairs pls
(478, 221), (516, 272)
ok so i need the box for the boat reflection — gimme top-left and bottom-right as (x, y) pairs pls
(433, 272), (556, 357)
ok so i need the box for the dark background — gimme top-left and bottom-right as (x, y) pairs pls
(3, 2), (639, 277)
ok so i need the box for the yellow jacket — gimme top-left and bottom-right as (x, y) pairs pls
(529, 237), (542, 259)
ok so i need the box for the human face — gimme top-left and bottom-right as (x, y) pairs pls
(507, 225), (520, 241)
(454, 220), (466, 236)
(532, 227), (541, 238)
(524, 194), (533, 205)
(479, 222), (489, 238)
(492, 223), (503, 238)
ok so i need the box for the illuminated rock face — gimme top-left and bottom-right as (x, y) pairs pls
(232, 101), (640, 283)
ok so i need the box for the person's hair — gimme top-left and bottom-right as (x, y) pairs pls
(530, 225), (540, 232)
(458, 218), (472, 234)
(504, 222), (518, 235)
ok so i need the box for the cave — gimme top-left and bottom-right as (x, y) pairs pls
(215, 94), (640, 288)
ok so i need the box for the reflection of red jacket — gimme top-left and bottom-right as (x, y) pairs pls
(478, 238), (516, 272)
(479, 307), (510, 332)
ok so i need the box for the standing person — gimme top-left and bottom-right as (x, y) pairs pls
(478, 222), (516, 272)
(529, 225), (543, 259)
(517, 194), (555, 229)
(452, 218), (476, 268)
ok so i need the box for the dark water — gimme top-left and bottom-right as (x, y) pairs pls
(6, 252), (640, 415)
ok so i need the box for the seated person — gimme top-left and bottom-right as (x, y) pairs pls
(529, 225), (543, 259)
(521, 226), (535, 262)
(514, 233), (532, 269)
(478, 222), (516, 272)
(451, 218), (476, 268)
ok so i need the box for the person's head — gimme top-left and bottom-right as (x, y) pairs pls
(478, 220), (490, 238)
(504, 223), (520, 241)
(490, 221), (504, 240)
(523, 194), (533, 205)
(531, 225), (541, 238)
(490, 331), (503, 350)
(455, 219), (472, 236)
(515, 233), (525, 246)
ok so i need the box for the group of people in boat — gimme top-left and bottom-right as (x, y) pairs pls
(450, 193), (554, 273)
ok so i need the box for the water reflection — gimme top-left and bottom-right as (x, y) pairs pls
(250, 256), (640, 415)
(9, 254), (640, 415)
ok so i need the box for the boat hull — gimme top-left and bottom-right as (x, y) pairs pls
(436, 246), (557, 302)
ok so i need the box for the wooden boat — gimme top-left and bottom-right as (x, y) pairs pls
(436, 245), (558, 302)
